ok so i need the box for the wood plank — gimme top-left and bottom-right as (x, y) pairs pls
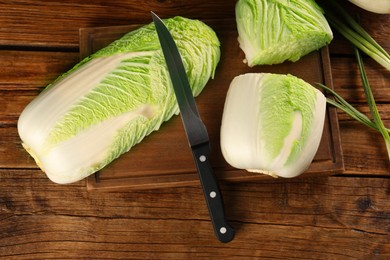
(0, 50), (79, 123)
(0, 171), (388, 258)
(339, 117), (390, 175)
(0, 50), (79, 168)
(330, 56), (390, 103)
(0, 50), (78, 90)
(0, 0), (235, 48)
(0, 1), (389, 51)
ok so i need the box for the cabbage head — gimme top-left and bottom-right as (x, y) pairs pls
(18, 17), (220, 184)
(220, 73), (326, 178)
(236, 0), (333, 66)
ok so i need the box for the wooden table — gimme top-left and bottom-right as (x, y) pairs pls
(1, 1), (389, 259)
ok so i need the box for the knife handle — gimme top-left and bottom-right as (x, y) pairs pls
(192, 144), (235, 243)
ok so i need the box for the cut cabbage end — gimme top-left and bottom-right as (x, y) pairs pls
(247, 169), (279, 178)
(22, 143), (44, 171)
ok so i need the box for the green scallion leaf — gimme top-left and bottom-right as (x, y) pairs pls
(355, 49), (390, 161)
(323, 0), (390, 71)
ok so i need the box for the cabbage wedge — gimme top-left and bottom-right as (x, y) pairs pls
(18, 17), (220, 184)
(220, 73), (326, 178)
(236, 0), (333, 66)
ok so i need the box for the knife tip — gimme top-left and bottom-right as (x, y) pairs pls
(150, 11), (159, 21)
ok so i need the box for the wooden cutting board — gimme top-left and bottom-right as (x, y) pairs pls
(80, 19), (344, 191)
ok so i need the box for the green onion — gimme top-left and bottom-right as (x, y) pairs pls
(355, 49), (390, 161)
(323, 0), (390, 71)
(319, 49), (390, 161)
(318, 83), (380, 132)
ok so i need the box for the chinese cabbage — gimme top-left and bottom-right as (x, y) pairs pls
(18, 17), (220, 184)
(220, 73), (326, 178)
(236, 0), (333, 66)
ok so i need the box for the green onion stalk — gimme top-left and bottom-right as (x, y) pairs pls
(355, 49), (390, 161)
(324, 0), (390, 71)
(318, 48), (390, 162)
(319, 1), (390, 161)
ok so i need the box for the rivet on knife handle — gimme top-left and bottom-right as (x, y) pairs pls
(151, 12), (235, 243)
(192, 144), (235, 243)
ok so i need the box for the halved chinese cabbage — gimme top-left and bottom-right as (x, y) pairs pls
(236, 0), (333, 66)
(220, 73), (326, 178)
(18, 17), (220, 184)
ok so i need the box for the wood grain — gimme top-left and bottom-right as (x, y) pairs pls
(0, 51), (79, 168)
(0, 0), (389, 259)
(0, 0), (388, 50)
(0, 0), (235, 49)
(330, 56), (390, 103)
(0, 170), (388, 259)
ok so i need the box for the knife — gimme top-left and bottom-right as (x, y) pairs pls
(151, 12), (235, 243)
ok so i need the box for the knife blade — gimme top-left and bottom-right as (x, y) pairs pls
(151, 12), (234, 243)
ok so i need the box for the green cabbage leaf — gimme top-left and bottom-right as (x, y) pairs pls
(236, 0), (333, 66)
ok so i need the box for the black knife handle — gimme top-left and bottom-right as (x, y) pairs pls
(192, 144), (235, 243)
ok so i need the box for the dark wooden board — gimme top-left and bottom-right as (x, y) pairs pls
(79, 21), (344, 191)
